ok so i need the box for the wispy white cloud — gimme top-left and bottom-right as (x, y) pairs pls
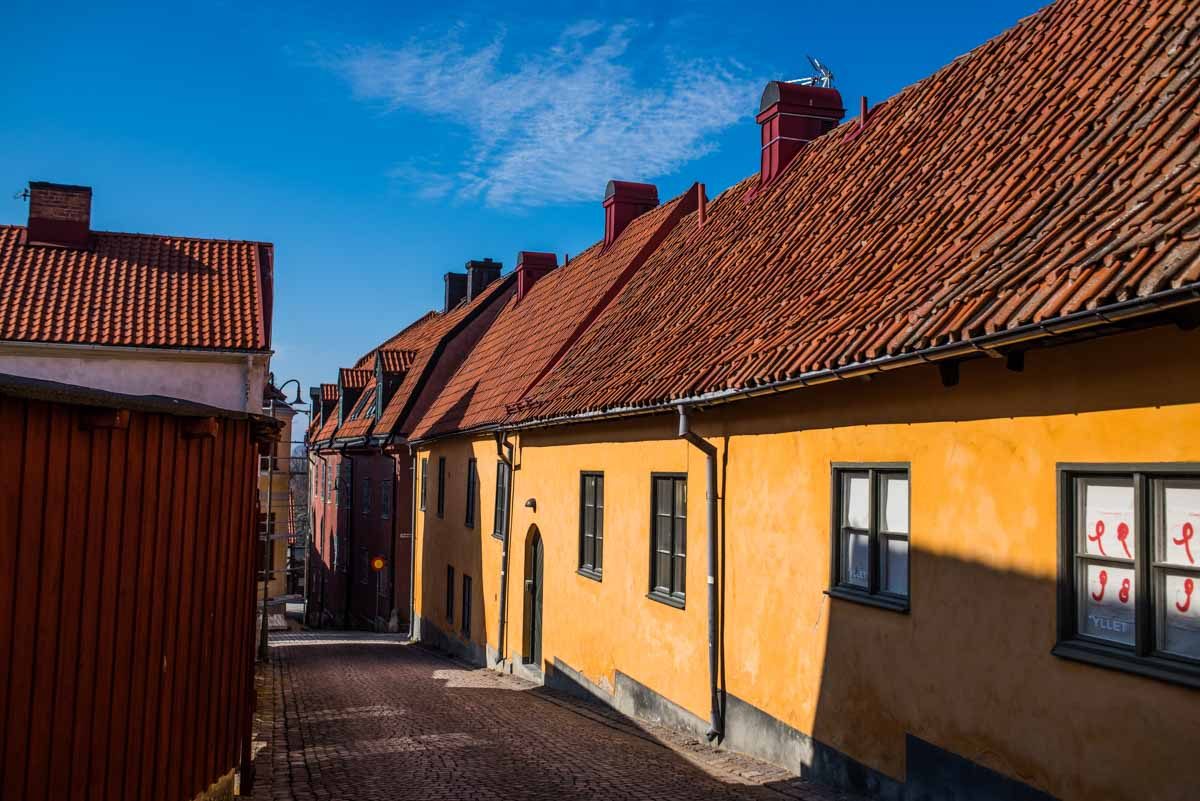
(330, 22), (757, 208)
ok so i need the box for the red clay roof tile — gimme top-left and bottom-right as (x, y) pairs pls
(0, 226), (272, 351)
(511, 0), (1200, 424)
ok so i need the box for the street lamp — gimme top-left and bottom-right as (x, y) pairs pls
(259, 376), (307, 662)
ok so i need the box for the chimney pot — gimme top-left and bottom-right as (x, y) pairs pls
(465, 257), (502, 301)
(515, 251), (557, 301)
(603, 180), (658, 247)
(444, 272), (468, 312)
(27, 181), (92, 248)
(756, 83), (844, 187)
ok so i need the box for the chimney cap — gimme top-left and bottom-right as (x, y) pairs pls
(758, 82), (845, 115)
(28, 180), (92, 194)
(516, 251), (558, 269)
(604, 180), (659, 205)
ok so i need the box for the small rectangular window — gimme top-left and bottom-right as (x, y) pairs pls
(579, 472), (604, 578)
(446, 564), (455, 623)
(649, 474), (686, 605)
(381, 478), (393, 520)
(437, 457), (446, 519)
(461, 574), (472, 637)
(493, 461), (510, 540)
(361, 477), (371, 515)
(1054, 464), (1200, 687)
(830, 464), (910, 611)
(465, 458), (477, 528)
(420, 457), (428, 512)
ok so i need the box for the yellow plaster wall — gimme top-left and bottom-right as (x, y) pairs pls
(413, 325), (1200, 801)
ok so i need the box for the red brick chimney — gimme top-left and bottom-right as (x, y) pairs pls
(603, 181), (658, 247)
(26, 181), (92, 248)
(515, 251), (557, 301)
(756, 83), (844, 186)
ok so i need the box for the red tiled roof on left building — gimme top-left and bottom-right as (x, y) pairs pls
(0, 183), (273, 352)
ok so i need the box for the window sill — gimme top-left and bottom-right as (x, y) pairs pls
(647, 591), (685, 609)
(1052, 640), (1200, 689)
(491, 531), (505, 541)
(577, 567), (603, 583)
(825, 586), (909, 613)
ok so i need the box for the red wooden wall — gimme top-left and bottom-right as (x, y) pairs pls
(0, 392), (261, 801)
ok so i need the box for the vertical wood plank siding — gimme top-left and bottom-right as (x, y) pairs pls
(0, 393), (260, 801)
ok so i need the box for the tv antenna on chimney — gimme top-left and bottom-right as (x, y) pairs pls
(13, 188), (30, 201)
(787, 55), (835, 88)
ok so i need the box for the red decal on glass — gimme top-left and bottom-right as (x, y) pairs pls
(1177, 578), (1194, 614)
(1092, 569), (1108, 602)
(1172, 522), (1195, 564)
(1116, 522), (1131, 558)
(1088, 520), (1107, 556)
(1118, 578), (1131, 604)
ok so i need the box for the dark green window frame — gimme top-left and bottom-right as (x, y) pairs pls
(465, 458), (477, 528)
(436, 456), (446, 519)
(461, 574), (472, 637)
(1054, 463), (1200, 689)
(493, 461), (510, 540)
(579, 472), (604, 580)
(828, 463), (911, 613)
(420, 457), (428, 512)
(649, 473), (686, 607)
(445, 564), (455, 624)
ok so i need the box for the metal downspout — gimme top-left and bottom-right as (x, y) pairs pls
(383, 443), (399, 632)
(408, 442), (418, 639)
(494, 430), (515, 667)
(677, 405), (724, 741)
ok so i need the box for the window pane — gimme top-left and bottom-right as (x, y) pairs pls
(673, 554), (686, 595)
(1161, 570), (1200, 660)
(880, 535), (908, 596)
(656, 479), (671, 515)
(1080, 477), (1135, 559)
(1080, 562), (1135, 646)
(656, 515), (672, 552)
(596, 477), (604, 508)
(655, 552), (671, 592)
(595, 524), (603, 570)
(674, 517), (686, 557)
(878, 474), (909, 534)
(583, 534), (595, 568)
(675, 479), (686, 519)
(842, 473), (870, 529)
(596, 505), (604, 540)
(585, 476), (595, 506)
(1161, 479), (1200, 567)
(842, 529), (869, 588)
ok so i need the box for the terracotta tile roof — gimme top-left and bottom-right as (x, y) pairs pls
(0, 226), (272, 351)
(511, 0), (1200, 424)
(334, 377), (379, 440)
(338, 367), (372, 390)
(377, 348), (417, 374)
(320, 384), (339, 402)
(410, 188), (699, 440)
(313, 397), (341, 442)
(355, 312), (440, 368)
(377, 275), (516, 438)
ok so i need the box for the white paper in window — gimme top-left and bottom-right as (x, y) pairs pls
(1081, 563), (1135, 646)
(843, 474), (870, 529)
(1082, 479), (1135, 559)
(1163, 480), (1200, 567)
(1162, 572), (1200, 659)
(881, 536), (908, 596)
(878, 475), (909, 533)
(844, 532), (869, 587)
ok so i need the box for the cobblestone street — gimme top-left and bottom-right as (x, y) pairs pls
(252, 633), (864, 801)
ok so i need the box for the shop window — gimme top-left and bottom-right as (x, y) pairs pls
(1054, 465), (1200, 687)
(649, 474), (686, 606)
(829, 465), (910, 612)
(493, 461), (510, 540)
(579, 472), (604, 579)
(465, 458), (477, 528)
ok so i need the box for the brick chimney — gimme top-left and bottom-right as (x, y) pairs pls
(466, 258), (502, 301)
(27, 181), (92, 248)
(603, 181), (658, 247)
(444, 272), (468, 312)
(515, 252), (557, 301)
(757, 83), (844, 186)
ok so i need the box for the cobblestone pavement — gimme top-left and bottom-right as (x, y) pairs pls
(252, 632), (867, 801)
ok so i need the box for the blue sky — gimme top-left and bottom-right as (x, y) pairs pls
(0, 0), (1043, 426)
